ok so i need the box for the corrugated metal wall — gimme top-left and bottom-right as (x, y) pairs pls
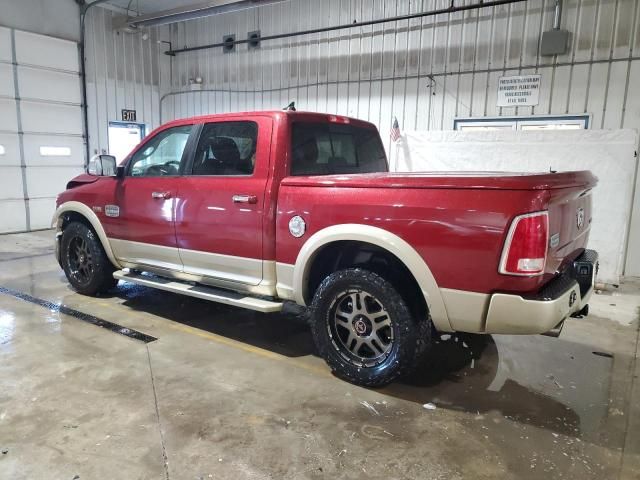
(85, 0), (640, 150)
(84, 7), (169, 156)
(84, 0), (640, 275)
(155, 0), (640, 146)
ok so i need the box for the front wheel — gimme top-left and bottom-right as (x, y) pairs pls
(61, 221), (117, 296)
(309, 268), (431, 387)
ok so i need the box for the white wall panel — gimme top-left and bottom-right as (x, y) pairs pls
(17, 66), (81, 104)
(14, 30), (78, 72)
(0, 200), (27, 234)
(20, 101), (82, 135)
(0, 98), (18, 132)
(0, 133), (20, 167)
(0, 64), (14, 96)
(0, 27), (11, 61)
(22, 135), (84, 167)
(0, 167), (25, 200)
(2, 28), (83, 233)
(28, 198), (57, 230)
(25, 166), (83, 199)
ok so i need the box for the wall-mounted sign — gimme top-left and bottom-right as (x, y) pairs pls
(121, 109), (137, 121)
(497, 75), (541, 107)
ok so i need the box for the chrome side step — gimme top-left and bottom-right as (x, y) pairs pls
(113, 270), (283, 313)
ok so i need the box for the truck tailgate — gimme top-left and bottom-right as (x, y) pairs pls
(545, 181), (595, 275)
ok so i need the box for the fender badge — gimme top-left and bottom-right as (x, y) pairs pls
(105, 205), (120, 217)
(576, 207), (585, 230)
(92, 206), (103, 213)
(549, 233), (560, 248)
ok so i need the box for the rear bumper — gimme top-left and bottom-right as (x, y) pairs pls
(484, 249), (598, 335)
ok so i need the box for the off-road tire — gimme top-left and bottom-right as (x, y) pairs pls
(310, 268), (431, 387)
(61, 221), (117, 296)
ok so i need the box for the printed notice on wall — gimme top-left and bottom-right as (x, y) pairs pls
(497, 75), (541, 106)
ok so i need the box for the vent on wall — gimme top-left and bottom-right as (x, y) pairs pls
(40, 146), (71, 156)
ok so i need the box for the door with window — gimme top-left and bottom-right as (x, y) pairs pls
(175, 119), (271, 286)
(106, 124), (194, 271)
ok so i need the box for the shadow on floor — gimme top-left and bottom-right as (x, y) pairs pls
(111, 283), (590, 438)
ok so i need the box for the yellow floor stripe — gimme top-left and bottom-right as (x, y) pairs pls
(78, 296), (332, 378)
(164, 321), (332, 378)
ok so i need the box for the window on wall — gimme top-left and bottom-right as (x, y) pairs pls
(453, 115), (590, 131)
(39, 146), (71, 156)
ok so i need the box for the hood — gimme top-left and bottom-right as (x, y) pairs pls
(65, 173), (100, 190)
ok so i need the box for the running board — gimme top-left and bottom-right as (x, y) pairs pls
(113, 270), (283, 313)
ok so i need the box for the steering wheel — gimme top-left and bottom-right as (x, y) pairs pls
(165, 161), (180, 174)
(144, 164), (171, 176)
(144, 161), (180, 176)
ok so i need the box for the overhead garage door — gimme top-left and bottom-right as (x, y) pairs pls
(0, 27), (84, 233)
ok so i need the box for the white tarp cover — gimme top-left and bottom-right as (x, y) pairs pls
(389, 129), (639, 284)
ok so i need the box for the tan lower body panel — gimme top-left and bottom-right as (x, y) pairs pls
(108, 238), (278, 297)
(485, 284), (592, 335)
(440, 288), (490, 333)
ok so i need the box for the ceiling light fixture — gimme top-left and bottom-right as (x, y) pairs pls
(127, 0), (287, 28)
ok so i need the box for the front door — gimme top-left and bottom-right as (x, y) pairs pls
(175, 119), (271, 286)
(105, 124), (194, 272)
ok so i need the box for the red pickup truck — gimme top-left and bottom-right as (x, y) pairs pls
(53, 111), (598, 386)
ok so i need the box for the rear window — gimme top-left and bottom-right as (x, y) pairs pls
(290, 122), (387, 176)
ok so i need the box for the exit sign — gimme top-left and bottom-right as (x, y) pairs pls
(121, 109), (137, 121)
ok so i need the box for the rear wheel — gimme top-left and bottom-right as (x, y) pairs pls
(310, 268), (431, 387)
(61, 221), (117, 296)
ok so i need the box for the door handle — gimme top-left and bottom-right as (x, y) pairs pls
(232, 194), (257, 204)
(151, 191), (172, 199)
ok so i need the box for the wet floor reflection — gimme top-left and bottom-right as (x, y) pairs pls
(105, 282), (619, 446)
(0, 311), (16, 346)
(0, 258), (622, 451)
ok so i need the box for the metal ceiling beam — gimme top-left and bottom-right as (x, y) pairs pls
(127, 0), (287, 28)
(167, 0), (528, 56)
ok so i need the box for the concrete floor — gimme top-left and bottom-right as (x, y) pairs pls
(0, 230), (638, 480)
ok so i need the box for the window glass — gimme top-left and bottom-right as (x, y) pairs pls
(290, 122), (387, 176)
(191, 121), (258, 176)
(128, 125), (192, 176)
(454, 115), (589, 131)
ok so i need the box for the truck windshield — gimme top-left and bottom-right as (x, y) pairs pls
(290, 122), (388, 176)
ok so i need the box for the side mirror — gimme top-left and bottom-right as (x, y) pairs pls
(87, 154), (117, 176)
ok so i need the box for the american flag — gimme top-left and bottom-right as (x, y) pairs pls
(390, 117), (401, 142)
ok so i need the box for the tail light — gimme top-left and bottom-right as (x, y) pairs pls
(499, 211), (549, 276)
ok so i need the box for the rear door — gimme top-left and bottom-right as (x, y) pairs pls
(175, 118), (272, 285)
(105, 124), (194, 271)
